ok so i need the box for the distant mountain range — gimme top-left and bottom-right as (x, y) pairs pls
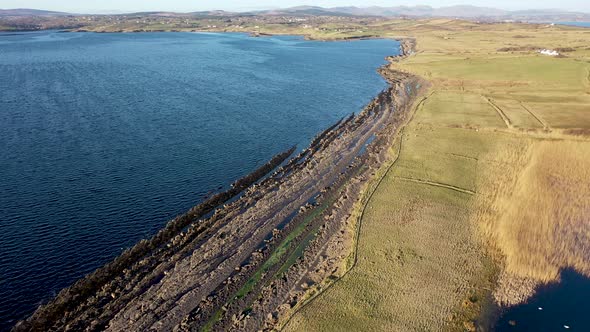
(255, 5), (590, 21)
(2, 5), (589, 22)
(0, 8), (71, 17)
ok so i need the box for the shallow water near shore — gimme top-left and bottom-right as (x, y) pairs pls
(0, 31), (399, 330)
(496, 269), (590, 331)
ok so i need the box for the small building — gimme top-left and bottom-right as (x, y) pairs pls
(538, 49), (560, 56)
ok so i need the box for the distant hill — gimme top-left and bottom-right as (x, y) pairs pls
(1, 6), (589, 22)
(0, 8), (71, 17)
(255, 5), (590, 21)
(189, 10), (244, 17)
(252, 6), (352, 17)
(434, 5), (508, 17)
(320, 5), (507, 17)
(123, 10), (239, 17)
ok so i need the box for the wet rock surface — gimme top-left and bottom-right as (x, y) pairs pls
(221, 69), (423, 332)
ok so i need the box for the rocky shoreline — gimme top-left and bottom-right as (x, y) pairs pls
(224, 66), (424, 332)
(14, 38), (423, 332)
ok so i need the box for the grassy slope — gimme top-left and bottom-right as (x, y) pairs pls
(284, 19), (590, 331)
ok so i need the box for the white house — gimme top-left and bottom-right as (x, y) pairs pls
(538, 49), (560, 56)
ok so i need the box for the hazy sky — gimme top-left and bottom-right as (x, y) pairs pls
(1, 1), (589, 14)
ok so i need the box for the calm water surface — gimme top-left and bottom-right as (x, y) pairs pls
(0, 31), (399, 329)
(558, 22), (590, 28)
(496, 269), (590, 331)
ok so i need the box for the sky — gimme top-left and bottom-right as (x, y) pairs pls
(1, 0), (589, 14)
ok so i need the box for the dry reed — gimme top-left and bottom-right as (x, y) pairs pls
(477, 140), (590, 305)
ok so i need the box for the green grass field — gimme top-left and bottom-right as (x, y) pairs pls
(282, 19), (590, 331)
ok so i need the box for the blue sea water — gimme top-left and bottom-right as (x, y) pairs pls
(558, 22), (590, 28)
(0, 31), (399, 329)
